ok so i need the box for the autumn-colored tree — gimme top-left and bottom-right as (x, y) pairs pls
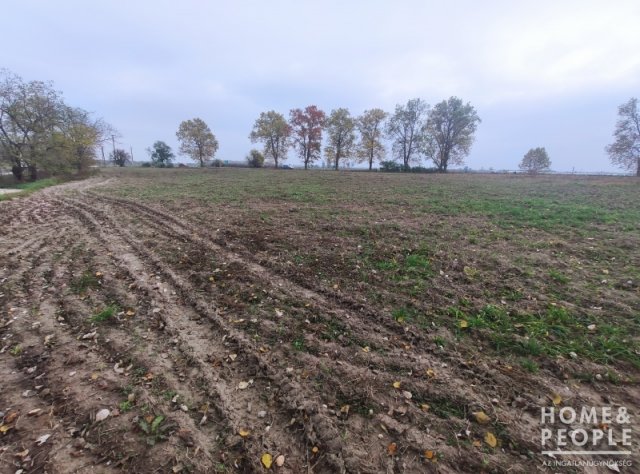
(356, 108), (387, 170)
(519, 147), (551, 173)
(249, 111), (290, 168)
(176, 118), (218, 167)
(289, 105), (325, 169)
(606, 98), (640, 176)
(385, 98), (429, 171)
(424, 97), (481, 172)
(324, 108), (356, 170)
(0, 69), (111, 180)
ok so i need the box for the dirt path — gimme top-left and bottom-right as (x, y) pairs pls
(1, 177), (638, 473)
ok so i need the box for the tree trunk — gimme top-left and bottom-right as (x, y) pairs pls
(636, 157), (640, 177)
(11, 165), (23, 181)
(28, 165), (37, 181)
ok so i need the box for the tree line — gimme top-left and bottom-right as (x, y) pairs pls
(0, 69), (115, 181)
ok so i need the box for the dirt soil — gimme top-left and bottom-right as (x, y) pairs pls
(0, 175), (638, 473)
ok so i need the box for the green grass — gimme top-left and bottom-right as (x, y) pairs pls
(91, 304), (118, 323)
(0, 178), (60, 201)
(70, 271), (100, 293)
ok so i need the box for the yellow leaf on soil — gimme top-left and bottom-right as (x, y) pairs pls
(552, 394), (562, 406)
(459, 320), (468, 328)
(473, 411), (491, 425)
(392, 381), (401, 389)
(484, 432), (497, 448)
(425, 368), (436, 378)
(420, 404), (430, 412)
(261, 453), (272, 469)
(238, 428), (250, 437)
(311, 446), (319, 454)
(0, 424), (11, 434)
(362, 346), (370, 353)
(424, 450), (435, 460)
(340, 405), (350, 414)
(472, 439), (482, 448)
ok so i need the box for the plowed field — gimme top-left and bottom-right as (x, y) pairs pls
(1, 169), (638, 473)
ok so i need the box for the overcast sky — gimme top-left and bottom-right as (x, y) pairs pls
(5, 1), (639, 171)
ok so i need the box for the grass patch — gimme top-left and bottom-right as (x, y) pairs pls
(0, 178), (60, 201)
(70, 271), (100, 293)
(91, 304), (118, 323)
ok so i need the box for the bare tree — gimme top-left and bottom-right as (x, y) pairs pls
(110, 148), (130, 167)
(385, 98), (428, 171)
(249, 111), (290, 168)
(324, 108), (356, 170)
(176, 118), (218, 167)
(606, 97), (640, 176)
(356, 108), (387, 170)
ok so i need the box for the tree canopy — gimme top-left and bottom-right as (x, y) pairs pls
(249, 111), (290, 168)
(385, 98), (429, 171)
(176, 118), (218, 167)
(147, 140), (175, 168)
(324, 108), (356, 170)
(356, 108), (387, 171)
(424, 97), (481, 172)
(0, 69), (110, 180)
(606, 97), (640, 176)
(289, 106), (325, 169)
(519, 147), (551, 173)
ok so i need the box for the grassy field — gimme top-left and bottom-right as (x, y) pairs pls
(1, 168), (638, 473)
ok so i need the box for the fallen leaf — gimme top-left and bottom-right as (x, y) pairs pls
(15, 449), (29, 458)
(275, 454), (285, 467)
(311, 446), (319, 454)
(420, 404), (430, 412)
(5, 412), (18, 424)
(228, 354), (237, 361)
(424, 450), (435, 460)
(238, 381), (249, 390)
(125, 309), (135, 317)
(484, 432), (497, 448)
(261, 453), (272, 469)
(238, 428), (250, 437)
(113, 363), (125, 374)
(387, 442), (397, 456)
(459, 320), (469, 329)
(95, 409), (110, 422)
(392, 381), (401, 389)
(340, 405), (350, 415)
(27, 409), (42, 416)
(425, 368), (436, 378)
(472, 439), (482, 448)
(0, 424), (11, 434)
(362, 346), (370, 353)
(35, 434), (51, 446)
(552, 394), (562, 406)
(473, 411), (491, 425)
(95, 272), (103, 277)
(402, 390), (412, 400)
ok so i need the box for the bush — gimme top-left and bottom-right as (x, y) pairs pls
(246, 149), (265, 168)
(211, 159), (224, 168)
(379, 161), (403, 172)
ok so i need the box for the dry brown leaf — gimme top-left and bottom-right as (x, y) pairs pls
(420, 404), (430, 412)
(311, 446), (319, 454)
(472, 439), (482, 448)
(425, 368), (436, 378)
(424, 450), (435, 460)
(5, 412), (18, 424)
(387, 442), (397, 456)
(340, 405), (350, 415)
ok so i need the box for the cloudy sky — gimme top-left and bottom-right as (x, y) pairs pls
(5, 1), (639, 171)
